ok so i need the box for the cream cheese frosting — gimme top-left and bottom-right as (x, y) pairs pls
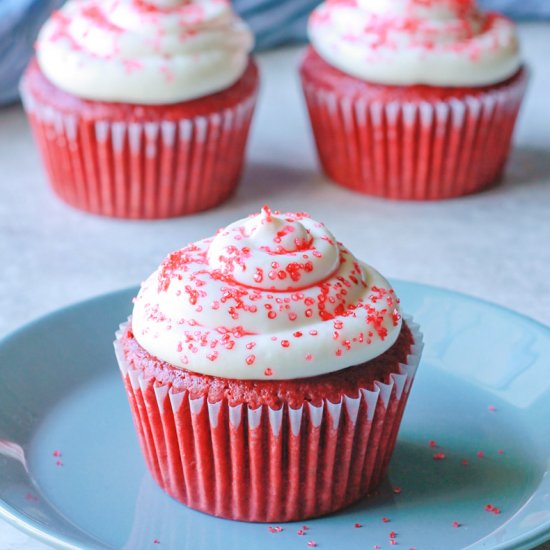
(132, 207), (402, 380)
(308, 0), (521, 87)
(35, 0), (254, 104)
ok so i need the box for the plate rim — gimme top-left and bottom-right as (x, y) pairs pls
(0, 281), (549, 550)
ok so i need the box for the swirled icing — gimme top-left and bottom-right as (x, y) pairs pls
(132, 207), (403, 380)
(35, 0), (254, 104)
(308, 0), (521, 87)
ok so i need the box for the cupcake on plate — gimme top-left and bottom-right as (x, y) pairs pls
(114, 206), (423, 522)
(300, 0), (527, 200)
(21, 0), (258, 219)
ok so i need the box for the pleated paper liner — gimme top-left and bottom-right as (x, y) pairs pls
(300, 54), (527, 201)
(114, 318), (423, 523)
(20, 61), (258, 219)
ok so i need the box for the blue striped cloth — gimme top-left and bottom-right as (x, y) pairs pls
(0, 0), (63, 104)
(1, 0), (548, 104)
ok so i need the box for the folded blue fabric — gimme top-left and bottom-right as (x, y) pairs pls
(0, 0), (63, 105)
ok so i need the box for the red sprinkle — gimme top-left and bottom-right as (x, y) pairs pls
(354, 523), (362, 528)
(246, 354), (256, 365)
(297, 529), (306, 536)
(428, 440), (437, 448)
(498, 449), (505, 455)
(302, 525), (309, 531)
(433, 452), (446, 460)
(392, 486), (402, 494)
(488, 405), (497, 411)
(389, 541), (397, 546)
(382, 517), (390, 523)
(268, 526), (284, 533)
(52, 450), (62, 457)
(452, 521), (461, 528)
(477, 451), (485, 459)
(264, 368), (273, 377)
(484, 504), (501, 514)
(307, 542), (317, 548)
(55, 460), (63, 467)
(461, 459), (469, 466)
(389, 531), (397, 538)
(153, 540), (160, 545)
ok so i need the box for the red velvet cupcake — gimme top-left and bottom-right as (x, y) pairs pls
(114, 206), (423, 522)
(300, 0), (527, 200)
(20, 0), (258, 218)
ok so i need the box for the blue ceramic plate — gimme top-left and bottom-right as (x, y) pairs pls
(0, 282), (549, 550)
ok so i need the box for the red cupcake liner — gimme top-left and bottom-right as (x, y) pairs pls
(114, 318), (422, 522)
(20, 64), (258, 219)
(300, 56), (527, 200)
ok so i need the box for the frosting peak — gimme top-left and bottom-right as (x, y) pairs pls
(132, 208), (403, 380)
(208, 206), (340, 291)
(36, 0), (254, 104)
(308, 0), (521, 87)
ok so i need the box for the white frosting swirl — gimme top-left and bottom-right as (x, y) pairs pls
(35, 0), (254, 104)
(308, 0), (521, 87)
(132, 207), (403, 380)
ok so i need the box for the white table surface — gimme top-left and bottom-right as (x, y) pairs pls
(1, 23), (549, 550)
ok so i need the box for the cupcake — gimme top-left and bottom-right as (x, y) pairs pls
(300, 0), (527, 200)
(114, 206), (423, 521)
(20, 0), (258, 218)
